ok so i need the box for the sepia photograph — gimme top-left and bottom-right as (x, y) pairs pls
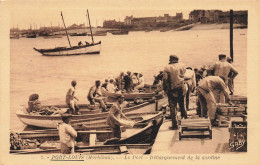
(0, 0), (259, 164)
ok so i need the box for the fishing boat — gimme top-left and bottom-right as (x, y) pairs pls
(10, 33), (20, 39)
(110, 30), (129, 35)
(16, 97), (168, 129)
(27, 33), (37, 38)
(101, 85), (163, 100)
(33, 10), (101, 56)
(70, 32), (87, 36)
(89, 31), (107, 36)
(11, 115), (164, 154)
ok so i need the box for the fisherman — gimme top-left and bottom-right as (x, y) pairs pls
(197, 76), (233, 125)
(124, 71), (133, 93)
(106, 79), (117, 93)
(194, 68), (202, 86)
(27, 94), (42, 113)
(134, 73), (145, 90)
(207, 54), (238, 87)
(115, 72), (125, 90)
(184, 67), (196, 110)
(58, 115), (77, 154)
(101, 79), (109, 90)
(163, 54), (187, 130)
(65, 80), (80, 115)
(131, 73), (139, 89)
(87, 80), (107, 112)
(227, 57), (235, 95)
(153, 71), (163, 85)
(106, 95), (131, 138)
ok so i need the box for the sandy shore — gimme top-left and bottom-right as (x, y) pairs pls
(190, 23), (247, 30)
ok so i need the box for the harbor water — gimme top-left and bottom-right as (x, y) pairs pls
(10, 28), (247, 130)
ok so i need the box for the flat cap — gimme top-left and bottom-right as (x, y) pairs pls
(169, 54), (179, 61)
(218, 54), (226, 58)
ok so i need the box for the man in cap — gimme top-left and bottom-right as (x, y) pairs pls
(58, 115), (77, 154)
(163, 54), (187, 130)
(197, 76), (233, 125)
(207, 54), (238, 87)
(106, 95), (130, 138)
(65, 80), (80, 115)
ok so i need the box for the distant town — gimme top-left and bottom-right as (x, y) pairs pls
(10, 10), (247, 39)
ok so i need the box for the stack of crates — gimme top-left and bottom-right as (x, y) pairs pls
(229, 121), (247, 152)
(216, 104), (246, 116)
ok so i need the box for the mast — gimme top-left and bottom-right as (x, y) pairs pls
(61, 11), (72, 48)
(87, 9), (94, 43)
(230, 9), (234, 61)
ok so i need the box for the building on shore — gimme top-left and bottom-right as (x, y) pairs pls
(124, 13), (183, 27)
(189, 10), (248, 25)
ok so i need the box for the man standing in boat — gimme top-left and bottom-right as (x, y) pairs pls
(58, 115), (77, 154)
(107, 95), (132, 138)
(163, 55), (187, 130)
(65, 80), (80, 115)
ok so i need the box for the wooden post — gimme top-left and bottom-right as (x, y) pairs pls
(61, 11), (72, 48)
(230, 10), (234, 61)
(87, 9), (94, 43)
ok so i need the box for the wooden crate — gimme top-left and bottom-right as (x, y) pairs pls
(178, 118), (212, 140)
(216, 113), (247, 127)
(230, 95), (247, 104)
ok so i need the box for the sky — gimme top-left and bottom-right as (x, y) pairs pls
(2, 0), (250, 29)
(2, 0), (195, 29)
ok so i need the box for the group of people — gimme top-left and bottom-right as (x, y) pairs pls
(60, 53), (239, 154)
(163, 54), (238, 129)
(101, 71), (145, 93)
(59, 94), (132, 154)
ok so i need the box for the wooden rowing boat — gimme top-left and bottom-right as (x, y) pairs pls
(11, 114), (164, 154)
(101, 85), (163, 101)
(17, 97), (168, 129)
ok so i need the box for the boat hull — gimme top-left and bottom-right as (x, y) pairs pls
(101, 87), (160, 100)
(33, 41), (101, 56)
(16, 97), (168, 128)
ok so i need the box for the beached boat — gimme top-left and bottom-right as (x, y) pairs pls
(33, 10), (101, 56)
(11, 115), (164, 154)
(16, 97), (168, 129)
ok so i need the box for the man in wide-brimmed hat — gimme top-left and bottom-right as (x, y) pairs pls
(163, 54), (187, 130)
(58, 114), (77, 154)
